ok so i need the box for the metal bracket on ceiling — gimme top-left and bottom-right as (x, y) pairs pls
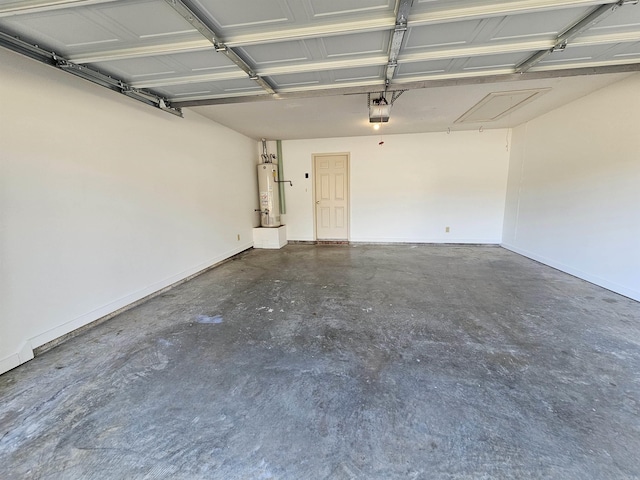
(0, 31), (183, 117)
(368, 89), (406, 107)
(515, 0), (639, 73)
(164, 0), (275, 95)
(385, 0), (414, 84)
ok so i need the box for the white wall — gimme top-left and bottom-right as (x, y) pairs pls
(503, 74), (640, 301)
(281, 131), (511, 243)
(0, 48), (258, 374)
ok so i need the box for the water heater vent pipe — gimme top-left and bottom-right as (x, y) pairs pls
(260, 138), (275, 163)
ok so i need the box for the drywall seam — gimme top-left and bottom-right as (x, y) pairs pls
(502, 243), (640, 302)
(514, 123), (528, 242)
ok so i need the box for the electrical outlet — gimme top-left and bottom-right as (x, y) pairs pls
(237, 234), (241, 241)
(445, 226), (450, 233)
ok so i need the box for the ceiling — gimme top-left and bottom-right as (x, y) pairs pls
(2, 0), (640, 139)
(191, 72), (633, 139)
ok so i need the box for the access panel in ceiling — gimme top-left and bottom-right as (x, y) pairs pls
(455, 88), (550, 123)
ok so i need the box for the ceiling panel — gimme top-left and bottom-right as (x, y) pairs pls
(96, 0), (195, 39)
(0, 0), (204, 59)
(87, 49), (244, 88)
(235, 30), (390, 74)
(537, 44), (618, 66)
(90, 57), (180, 82)
(268, 71), (323, 88)
(486, 7), (593, 41)
(0, 10), (121, 54)
(191, 0), (396, 39)
(238, 40), (311, 66)
(331, 65), (385, 84)
(268, 65), (387, 91)
(193, 0), (292, 29)
(306, 0), (394, 17)
(589, 1), (640, 31)
(207, 77), (265, 93)
(269, 66), (384, 91)
(167, 49), (241, 72)
(394, 59), (452, 77)
(321, 30), (389, 57)
(409, 0), (604, 18)
(404, 19), (485, 50)
(611, 41), (640, 59)
(156, 77), (263, 99)
(461, 52), (531, 72)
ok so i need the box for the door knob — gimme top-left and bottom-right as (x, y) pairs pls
(316, 201), (320, 204)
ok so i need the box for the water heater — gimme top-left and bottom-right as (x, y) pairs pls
(257, 163), (281, 227)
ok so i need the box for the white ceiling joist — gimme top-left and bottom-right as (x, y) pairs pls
(131, 70), (250, 89)
(574, 30), (640, 46)
(399, 40), (553, 64)
(68, 40), (213, 64)
(530, 55), (640, 71)
(130, 55), (391, 89)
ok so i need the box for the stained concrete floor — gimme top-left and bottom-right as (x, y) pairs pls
(1, 245), (640, 479)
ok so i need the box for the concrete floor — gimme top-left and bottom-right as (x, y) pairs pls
(1, 245), (640, 479)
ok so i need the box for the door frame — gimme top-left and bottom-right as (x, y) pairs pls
(312, 152), (351, 241)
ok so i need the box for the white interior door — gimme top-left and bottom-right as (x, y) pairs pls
(314, 153), (349, 240)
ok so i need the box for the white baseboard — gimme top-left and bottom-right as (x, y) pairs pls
(350, 237), (502, 244)
(502, 244), (640, 302)
(0, 342), (34, 375)
(0, 243), (253, 376)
